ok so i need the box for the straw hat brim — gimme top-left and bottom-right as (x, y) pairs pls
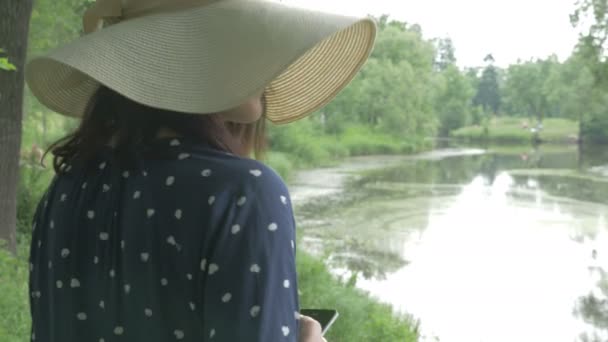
(25, 0), (376, 124)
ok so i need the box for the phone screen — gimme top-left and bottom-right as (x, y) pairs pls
(299, 309), (339, 335)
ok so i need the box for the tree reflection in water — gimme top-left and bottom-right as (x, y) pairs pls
(293, 144), (608, 341)
(574, 260), (608, 342)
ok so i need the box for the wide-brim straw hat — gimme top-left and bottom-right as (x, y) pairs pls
(25, 0), (376, 124)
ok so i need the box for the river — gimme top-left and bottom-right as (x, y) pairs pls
(289, 144), (608, 342)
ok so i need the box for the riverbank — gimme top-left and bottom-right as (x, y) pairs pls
(266, 123), (431, 181)
(287, 145), (608, 341)
(451, 117), (579, 144)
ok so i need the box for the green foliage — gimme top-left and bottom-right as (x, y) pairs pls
(268, 118), (344, 168)
(319, 18), (438, 141)
(297, 251), (418, 342)
(571, 0), (608, 85)
(433, 37), (457, 71)
(0, 48), (17, 71)
(473, 64), (501, 114)
(0, 58), (16, 71)
(568, 0), (608, 141)
(502, 57), (558, 121)
(453, 117), (579, 143)
(0, 239), (31, 342)
(340, 125), (421, 155)
(371, 23), (434, 72)
(22, 0), (87, 152)
(28, 0), (89, 57)
(582, 102), (608, 143)
(267, 51), (441, 170)
(265, 151), (295, 181)
(267, 121), (423, 180)
(435, 65), (475, 136)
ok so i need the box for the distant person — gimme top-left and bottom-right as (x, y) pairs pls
(24, 0), (376, 341)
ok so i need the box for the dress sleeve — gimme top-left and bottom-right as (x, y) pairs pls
(201, 167), (300, 341)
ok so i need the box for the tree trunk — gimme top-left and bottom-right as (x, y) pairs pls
(579, 112), (584, 144)
(0, 0), (35, 255)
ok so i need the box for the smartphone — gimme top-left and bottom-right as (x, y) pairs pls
(299, 309), (339, 336)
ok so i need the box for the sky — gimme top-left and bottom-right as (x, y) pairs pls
(283, 0), (582, 68)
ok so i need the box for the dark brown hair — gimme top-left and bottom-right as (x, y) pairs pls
(45, 85), (267, 173)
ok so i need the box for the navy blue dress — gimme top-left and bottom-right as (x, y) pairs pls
(28, 138), (300, 341)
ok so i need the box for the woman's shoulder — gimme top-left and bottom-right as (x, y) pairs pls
(180, 143), (288, 194)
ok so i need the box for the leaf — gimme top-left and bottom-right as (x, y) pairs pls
(0, 58), (17, 71)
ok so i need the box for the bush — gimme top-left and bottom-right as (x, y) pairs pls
(268, 119), (335, 167)
(265, 151), (295, 181)
(581, 115), (608, 143)
(341, 125), (419, 155)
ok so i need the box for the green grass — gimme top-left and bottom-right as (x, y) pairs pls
(297, 251), (419, 342)
(483, 143), (579, 156)
(0, 239), (31, 342)
(452, 117), (579, 144)
(339, 125), (423, 156)
(266, 123), (431, 181)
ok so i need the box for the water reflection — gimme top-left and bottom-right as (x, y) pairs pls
(293, 144), (608, 342)
(573, 228), (608, 342)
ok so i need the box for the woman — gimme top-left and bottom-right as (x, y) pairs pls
(25, 0), (376, 341)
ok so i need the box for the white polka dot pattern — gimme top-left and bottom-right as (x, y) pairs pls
(250, 305), (261, 318)
(27, 140), (299, 341)
(221, 293), (232, 303)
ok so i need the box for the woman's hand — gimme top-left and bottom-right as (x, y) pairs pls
(298, 315), (327, 342)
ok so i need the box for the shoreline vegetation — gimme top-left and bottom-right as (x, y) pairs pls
(451, 117), (580, 145)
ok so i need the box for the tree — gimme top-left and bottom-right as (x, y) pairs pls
(0, 0), (35, 254)
(571, 0), (608, 87)
(22, 0), (85, 150)
(474, 63), (501, 115)
(434, 37), (457, 71)
(371, 20), (435, 72)
(28, 0), (88, 57)
(435, 65), (475, 136)
(321, 17), (438, 139)
(570, 0), (608, 142)
(543, 55), (597, 142)
(502, 57), (557, 122)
